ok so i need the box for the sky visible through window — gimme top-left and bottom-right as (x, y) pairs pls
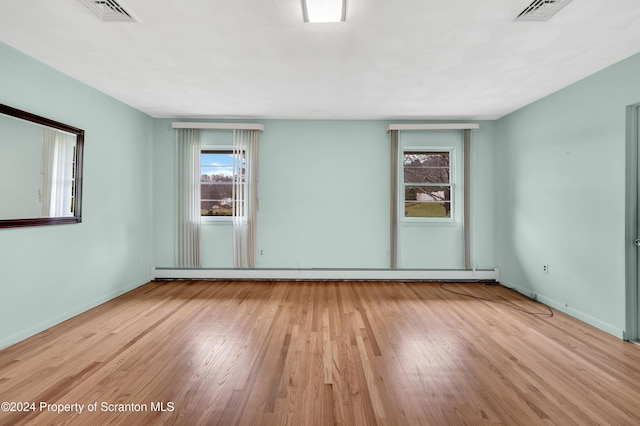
(200, 152), (242, 216)
(201, 152), (233, 177)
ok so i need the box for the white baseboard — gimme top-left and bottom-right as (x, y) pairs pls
(151, 267), (500, 281)
(499, 279), (624, 339)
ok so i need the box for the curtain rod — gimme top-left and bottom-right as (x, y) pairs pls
(386, 123), (479, 132)
(172, 122), (264, 131)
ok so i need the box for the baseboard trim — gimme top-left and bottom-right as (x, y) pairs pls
(499, 279), (624, 339)
(151, 267), (500, 281)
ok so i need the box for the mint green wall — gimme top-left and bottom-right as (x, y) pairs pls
(152, 119), (496, 270)
(152, 119), (175, 267)
(495, 52), (640, 338)
(471, 122), (497, 270)
(152, 119), (393, 268)
(0, 43), (154, 349)
(257, 120), (390, 268)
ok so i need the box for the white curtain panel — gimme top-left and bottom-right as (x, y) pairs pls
(389, 130), (399, 269)
(232, 129), (259, 268)
(41, 128), (75, 217)
(175, 128), (202, 268)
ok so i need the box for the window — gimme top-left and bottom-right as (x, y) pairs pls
(403, 150), (452, 218)
(200, 150), (245, 217)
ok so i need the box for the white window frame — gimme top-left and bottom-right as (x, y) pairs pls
(200, 145), (245, 224)
(401, 147), (456, 223)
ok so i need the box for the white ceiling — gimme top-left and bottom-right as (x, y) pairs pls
(1, 0), (640, 120)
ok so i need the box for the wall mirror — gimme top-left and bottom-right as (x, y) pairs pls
(0, 104), (84, 228)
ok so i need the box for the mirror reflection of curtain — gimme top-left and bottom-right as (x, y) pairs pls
(232, 129), (259, 268)
(175, 128), (201, 268)
(41, 128), (75, 217)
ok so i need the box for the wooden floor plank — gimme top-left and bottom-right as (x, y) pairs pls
(1, 280), (640, 425)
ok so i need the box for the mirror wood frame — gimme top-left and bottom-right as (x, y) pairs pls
(0, 104), (84, 229)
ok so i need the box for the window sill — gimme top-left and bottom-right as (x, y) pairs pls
(201, 217), (248, 226)
(201, 217), (232, 225)
(401, 217), (458, 226)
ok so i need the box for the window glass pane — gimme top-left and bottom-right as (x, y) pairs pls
(404, 185), (451, 218)
(201, 201), (232, 216)
(404, 201), (451, 218)
(200, 151), (245, 217)
(404, 185), (450, 202)
(403, 152), (449, 184)
(201, 183), (232, 199)
(201, 152), (234, 179)
(201, 152), (232, 216)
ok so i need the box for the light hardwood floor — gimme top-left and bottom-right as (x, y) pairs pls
(1, 280), (640, 425)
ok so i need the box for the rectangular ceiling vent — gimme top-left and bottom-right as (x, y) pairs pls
(79, 0), (136, 22)
(515, 0), (572, 21)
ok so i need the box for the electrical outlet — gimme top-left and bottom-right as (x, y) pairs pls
(542, 264), (549, 274)
(259, 249), (264, 256)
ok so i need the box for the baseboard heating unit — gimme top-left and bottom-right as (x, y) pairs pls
(151, 268), (500, 281)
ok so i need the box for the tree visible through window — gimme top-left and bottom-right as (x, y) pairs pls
(403, 151), (451, 218)
(200, 150), (244, 217)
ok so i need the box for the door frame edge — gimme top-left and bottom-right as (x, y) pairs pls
(624, 102), (640, 341)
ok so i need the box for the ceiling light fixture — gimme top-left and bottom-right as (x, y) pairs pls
(301, 0), (347, 23)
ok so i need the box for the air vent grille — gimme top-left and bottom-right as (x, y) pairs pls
(515, 0), (572, 21)
(79, 0), (135, 22)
